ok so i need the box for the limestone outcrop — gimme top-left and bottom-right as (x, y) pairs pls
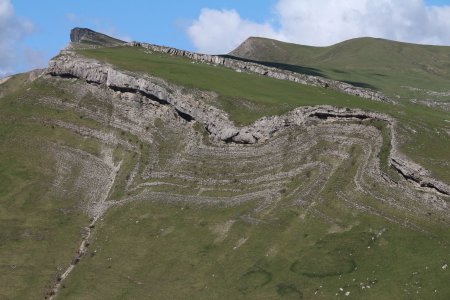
(47, 51), (449, 196)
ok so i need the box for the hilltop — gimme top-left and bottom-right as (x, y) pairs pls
(230, 36), (450, 110)
(69, 27), (126, 48)
(0, 28), (449, 299)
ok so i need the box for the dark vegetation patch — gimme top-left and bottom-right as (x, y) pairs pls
(238, 268), (273, 294)
(276, 283), (303, 299)
(290, 256), (356, 278)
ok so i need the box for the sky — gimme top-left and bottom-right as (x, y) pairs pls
(1, 0), (450, 77)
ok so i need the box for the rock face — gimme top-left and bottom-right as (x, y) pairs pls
(47, 52), (450, 196)
(70, 28), (92, 43)
(70, 27), (125, 47)
(128, 41), (391, 103)
(48, 52), (238, 142)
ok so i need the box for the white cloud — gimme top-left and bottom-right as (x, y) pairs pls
(23, 47), (46, 70)
(275, 0), (450, 46)
(187, 0), (450, 54)
(187, 8), (284, 54)
(0, 0), (34, 76)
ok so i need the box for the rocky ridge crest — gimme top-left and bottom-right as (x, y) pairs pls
(128, 41), (391, 103)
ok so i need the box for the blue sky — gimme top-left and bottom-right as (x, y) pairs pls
(13, 0), (277, 54)
(2, 0), (450, 76)
(5, 0), (278, 75)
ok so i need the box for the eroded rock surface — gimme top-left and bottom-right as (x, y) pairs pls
(47, 52), (450, 196)
(69, 27), (126, 48)
(42, 54), (450, 297)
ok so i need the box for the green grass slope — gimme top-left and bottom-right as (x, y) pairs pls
(59, 200), (450, 299)
(0, 76), (97, 298)
(229, 37), (450, 104)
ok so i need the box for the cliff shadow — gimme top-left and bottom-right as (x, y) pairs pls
(221, 55), (326, 78)
(342, 80), (379, 90)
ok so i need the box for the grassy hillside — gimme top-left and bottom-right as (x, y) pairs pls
(59, 200), (450, 299)
(1, 31), (449, 299)
(78, 46), (450, 183)
(229, 37), (450, 106)
(0, 76), (98, 298)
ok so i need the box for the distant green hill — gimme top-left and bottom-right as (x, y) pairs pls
(230, 37), (450, 106)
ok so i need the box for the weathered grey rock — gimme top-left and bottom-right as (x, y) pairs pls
(46, 51), (449, 196)
(70, 28), (91, 43)
(48, 53), (239, 144)
(48, 53), (108, 83)
(70, 27), (125, 47)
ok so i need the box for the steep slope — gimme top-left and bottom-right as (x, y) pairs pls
(1, 29), (449, 299)
(230, 37), (450, 109)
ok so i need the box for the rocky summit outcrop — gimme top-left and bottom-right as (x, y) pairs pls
(128, 41), (391, 103)
(70, 27), (125, 48)
(70, 28), (92, 43)
(47, 51), (450, 196)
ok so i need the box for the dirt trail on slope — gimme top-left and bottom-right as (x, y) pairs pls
(47, 147), (121, 300)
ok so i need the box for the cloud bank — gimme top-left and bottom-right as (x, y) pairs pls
(0, 0), (35, 76)
(187, 0), (450, 54)
(187, 8), (283, 54)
